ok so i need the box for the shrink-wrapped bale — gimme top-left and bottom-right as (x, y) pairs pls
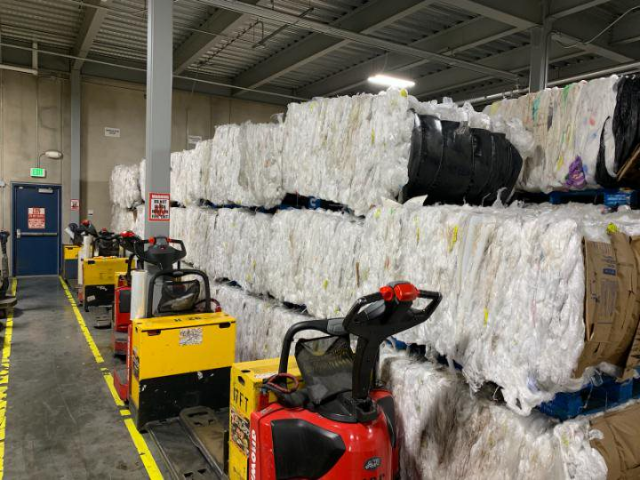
(109, 164), (142, 209)
(380, 352), (608, 480)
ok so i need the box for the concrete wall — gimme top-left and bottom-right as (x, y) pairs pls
(0, 70), (285, 269)
(81, 77), (284, 228)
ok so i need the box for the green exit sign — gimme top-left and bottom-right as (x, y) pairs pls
(30, 167), (46, 178)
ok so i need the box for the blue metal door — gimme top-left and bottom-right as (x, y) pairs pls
(13, 183), (61, 275)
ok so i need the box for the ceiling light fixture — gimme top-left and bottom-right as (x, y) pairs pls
(368, 74), (415, 89)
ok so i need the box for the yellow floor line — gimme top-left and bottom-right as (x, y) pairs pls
(58, 277), (162, 479)
(0, 279), (18, 480)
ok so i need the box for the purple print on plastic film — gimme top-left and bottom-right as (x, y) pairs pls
(565, 156), (586, 188)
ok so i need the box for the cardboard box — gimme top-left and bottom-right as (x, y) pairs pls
(590, 402), (640, 480)
(576, 234), (640, 377)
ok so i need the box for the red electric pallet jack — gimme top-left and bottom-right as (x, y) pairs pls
(111, 231), (141, 356)
(249, 282), (441, 479)
(145, 281), (440, 480)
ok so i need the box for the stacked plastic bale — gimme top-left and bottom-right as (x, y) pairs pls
(380, 351), (610, 480)
(187, 201), (640, 416)
(281, 90), (414, 215)
(133, 204), (145, 238)
(109, 163), (142, 233)
(206, 122), (284, 208)
(484, 75), (640, 191)
(110, 205), (136, 233)
(171, 141), (211, 206)
(210, 283), (311, 362)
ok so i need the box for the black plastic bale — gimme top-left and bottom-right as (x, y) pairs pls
(402, 114), (523, 206)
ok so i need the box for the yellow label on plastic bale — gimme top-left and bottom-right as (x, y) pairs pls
(448, 225), (458, 252)
(607, 223), (619, 234)
(400, 88), (408, 98)
(371, 129), (376, 144)
(484, 308), (489, 327)
(322, 279), (329, 290)
(416, 227), (420, 242)
(374, 209), (381, 219)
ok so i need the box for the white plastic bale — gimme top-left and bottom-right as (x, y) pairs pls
(110, 206), (136, 233)
(133, 204), (145, 238)
(176, 203), (640, 413)
(109, 164), (142, 208)
(237, 122), (285, 208)
(170, 151), (187, 206)
(139, 159), (146, 200)
(485, 76), (620, 191)
(210, 283), (312, 362)
(281, 90), (414, 215)
(379, 352), (607, 480)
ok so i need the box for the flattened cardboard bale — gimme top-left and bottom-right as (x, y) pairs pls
(577, 234), (640, 376)
(590, 402), (640, 480)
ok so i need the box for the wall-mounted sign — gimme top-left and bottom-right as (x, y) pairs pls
(28, 207), (46, 229)
(148, 193), (170, 222)
(30, 167), (46, 178)
(104, 127), (121, 138)
(70, 199), (80, 211)
(188, 135), (202, 148)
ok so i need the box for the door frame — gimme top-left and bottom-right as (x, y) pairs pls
(12, 182), (63, 276)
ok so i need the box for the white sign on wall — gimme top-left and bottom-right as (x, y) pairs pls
(104, 127), (121, 138)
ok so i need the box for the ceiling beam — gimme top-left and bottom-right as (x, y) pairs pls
(452, 55), (620, 105)
(201, 0), (520, 81)
(231, 0), (436, 96)
(610, 11), (640, 46)
(440, 0), (633, 62)
(411, 41), (581, 99)
(299, 17), (523, 97)
(72, 0), (112, 71)
(173, 0), (260, 75)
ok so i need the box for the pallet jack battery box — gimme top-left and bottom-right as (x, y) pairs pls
(129, 311), (236, 430)
(62, 244), (80, 281)
(82, 257), (128, 310)
(228, 357), (302, 480)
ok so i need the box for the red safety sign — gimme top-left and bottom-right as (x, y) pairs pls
(70, 199), (80, 211)
(148, 193), (170, 222)
(28, 207), (46, 229)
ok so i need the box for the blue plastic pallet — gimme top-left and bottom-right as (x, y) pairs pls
(548, 188), (638, 208)
(538, 375), (638, 421)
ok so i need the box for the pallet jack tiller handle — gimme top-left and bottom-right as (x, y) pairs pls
(277, 283), (442, 402)
(133, 236), (186, 272)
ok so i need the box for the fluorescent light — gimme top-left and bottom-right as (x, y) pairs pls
(368, 74), (415, 89)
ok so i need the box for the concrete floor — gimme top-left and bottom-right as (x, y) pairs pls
(1, 277), (167, 479)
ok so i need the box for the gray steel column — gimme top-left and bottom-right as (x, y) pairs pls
(144, 0), (173, 238)
(70, 69), (81, 224)
(529, 3), (551, 93)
